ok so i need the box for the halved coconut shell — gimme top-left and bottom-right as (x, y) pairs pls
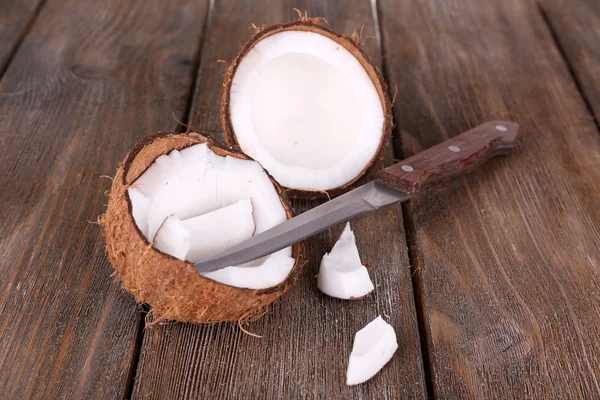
(102, 132), (305, 323)
(221, 20), (393, 199)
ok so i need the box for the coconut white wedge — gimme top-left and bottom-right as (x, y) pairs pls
(133, 150), (185, 198)
(204, 251), (296, 290)
(347, 316), (398, 385)
(222, 20), (393, 198)
(153, 215), (191, 260)
(127, 187), (150, 237)
(317, 222), (374, 299)
(103, 132), (305, 323)
(181, 198), (255, 263)
(152, 199), (255, 264)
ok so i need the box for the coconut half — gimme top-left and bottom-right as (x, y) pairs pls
(347, 316), (398, 385)
(317, 222), (374, 299)
(102, 132), (304, 323)
(221, 20), (393, 198)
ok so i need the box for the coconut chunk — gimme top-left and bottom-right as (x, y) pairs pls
(153, 215), (191, 260)
(204, 250), (295, 290)
(182, 199), (255, 263)
(179, 141), (209, 161)
(145, 169), (219, 241)
(346, 316), (398, 385)
(317, 222), (374, 299)
(127, 187), (150, 237)
(134, 150), (184, 198)
(223, 22), (392, 197)
(177, 145), (208, 182)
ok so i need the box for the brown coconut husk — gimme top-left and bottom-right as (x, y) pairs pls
(102, 131), (305, 324)
(220, 19), (393, 200)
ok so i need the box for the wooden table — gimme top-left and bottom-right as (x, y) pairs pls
(1, 0), (599, 398)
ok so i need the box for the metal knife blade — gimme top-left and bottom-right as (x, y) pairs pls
(193, 181), (408, 273)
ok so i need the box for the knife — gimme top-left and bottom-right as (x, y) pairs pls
(194, 120), (519, 273)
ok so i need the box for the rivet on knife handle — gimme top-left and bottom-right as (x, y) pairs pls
(376, 120), (519, 195)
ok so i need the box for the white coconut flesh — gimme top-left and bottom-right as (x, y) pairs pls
(317, 222), (374, 299)
(181, 198), (255, 263)
(229, 30), (385, 191)
(347, 316), (398, 386)
(128, 143), (295, 290)
(153, 200), (255, 263)
(153, 215), (191, 261)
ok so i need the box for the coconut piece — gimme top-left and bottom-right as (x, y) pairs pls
(204, 250), (295, 290)
(221, 20), (393, 199)
(346, 316), (398, 385)
(102, 132), (305, 323)
(317, 222), (374, 299)
(127, 187), (150, 237)
(153, 215), (191, 260)
(145, 169), (218, 241)
(181, 198), (255, 263)
(133, 150), (185, 198)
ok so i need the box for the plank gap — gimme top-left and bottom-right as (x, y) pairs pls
(537, 2), (600, 131)
(122, 307), (147, 400)
(0, 0), (48, 80)
(372, 0), (433, 398)
(174, 0), (215, 134)
(369, 0), (382, 54)
(402, 202), (436, 400)
(372, 0), (406, 161)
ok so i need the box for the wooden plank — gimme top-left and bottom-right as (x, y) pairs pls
(0, 0), (44, 74)
(0, 0), (208, 397)
(132, 1), (426, 398)
(379, 0), (600, 398)
(540, 0), (600, 122)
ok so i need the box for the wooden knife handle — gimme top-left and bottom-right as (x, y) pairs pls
(376, 120), (519, 195)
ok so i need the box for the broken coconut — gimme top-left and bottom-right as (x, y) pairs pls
(221, 19), (393, 198)
(347, 316), (398, 385)
(317, 222), (374, 299)
(102, 132), (305, 323)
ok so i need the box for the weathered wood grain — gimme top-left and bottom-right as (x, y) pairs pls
(0, 0), (45, 74)
(132, 1), (426, 399)
(379, 0), (600, 398)
(0, 0), (208, 397)
(539, 0), (600, 124)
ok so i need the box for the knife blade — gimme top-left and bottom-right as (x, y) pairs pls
(193, 120), (519, 273)
(194, 181), (405, 273)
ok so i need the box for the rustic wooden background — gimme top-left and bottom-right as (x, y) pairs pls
(0, 0), (599, 398)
